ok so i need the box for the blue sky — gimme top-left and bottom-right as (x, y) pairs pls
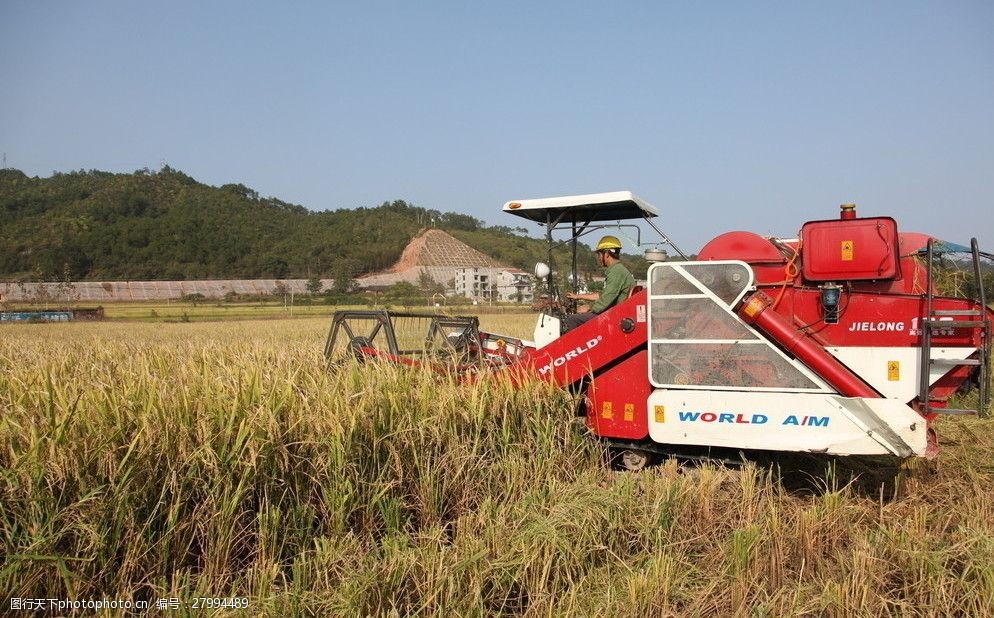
(2, 1), (992, 252)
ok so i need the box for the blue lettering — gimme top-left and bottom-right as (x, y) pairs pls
(675, 411), (783, 424)
(808, 416), (830, 427)
(783, 415), (799, 426)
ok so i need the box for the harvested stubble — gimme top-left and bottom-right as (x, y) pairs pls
(1, 318), (992, 616)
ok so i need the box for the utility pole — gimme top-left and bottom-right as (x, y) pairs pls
(2, 153), (6, 169)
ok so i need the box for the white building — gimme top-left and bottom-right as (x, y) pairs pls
(454, 267), (533, 303)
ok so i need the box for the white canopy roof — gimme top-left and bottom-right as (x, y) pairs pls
(502, 190), (658, 224)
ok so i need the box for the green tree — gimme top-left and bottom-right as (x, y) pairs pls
(306, 276), (323, 295)
(183, 293), (206, 306)
(0, 166), (555, 282)
(386, 281), (419, 301)
(417, 268), (444, 300)
(330, 259), (360, 294)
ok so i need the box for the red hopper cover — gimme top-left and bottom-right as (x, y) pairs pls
(801, 217), (900, 281)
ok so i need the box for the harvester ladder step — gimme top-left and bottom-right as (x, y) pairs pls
(932, 309), (985, 316)
(929, 358), (982, 366)
(925, 319), (986, 329)
(919, 237), (991, 416)
(974, 237), (991, 414)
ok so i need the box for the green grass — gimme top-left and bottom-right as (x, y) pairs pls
(79, 301), (534, 323)
(1, 318), (992, 616)
(99, 300), (348, 321)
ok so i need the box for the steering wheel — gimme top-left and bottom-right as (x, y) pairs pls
(530, 296), (577, 320)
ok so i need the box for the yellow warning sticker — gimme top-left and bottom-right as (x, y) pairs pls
(887, 361), (900, 381)
(601, 401), (613, 419)
(623, 403), (635, 422)
(654, 405), (665, 423)
(841, 240), (855, 261)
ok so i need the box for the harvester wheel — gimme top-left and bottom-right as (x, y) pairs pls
(613, 448), (657, 472)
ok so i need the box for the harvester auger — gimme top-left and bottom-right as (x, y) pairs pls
(326, 192), (993, 470)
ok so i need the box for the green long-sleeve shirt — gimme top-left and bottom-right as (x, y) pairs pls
(590, 261), (635, 314)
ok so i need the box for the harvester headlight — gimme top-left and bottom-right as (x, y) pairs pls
(644, 248), (668, 262)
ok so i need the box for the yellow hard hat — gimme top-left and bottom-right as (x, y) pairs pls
(595, 235), (623, 251)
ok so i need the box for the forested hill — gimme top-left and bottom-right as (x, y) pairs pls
(0, 167), (614, 281)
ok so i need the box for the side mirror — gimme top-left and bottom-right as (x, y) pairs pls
(534, 262), (551, 278)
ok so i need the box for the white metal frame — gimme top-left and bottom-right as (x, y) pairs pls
(646, 261), (833, 393)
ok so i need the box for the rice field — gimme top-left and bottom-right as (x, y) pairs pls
(1, 316), (992, 616)
(71, 301), (532, 323)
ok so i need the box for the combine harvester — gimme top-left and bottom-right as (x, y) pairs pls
(327, 193), (992, 470)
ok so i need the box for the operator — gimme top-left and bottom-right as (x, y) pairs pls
(563, 235), (635, 331)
